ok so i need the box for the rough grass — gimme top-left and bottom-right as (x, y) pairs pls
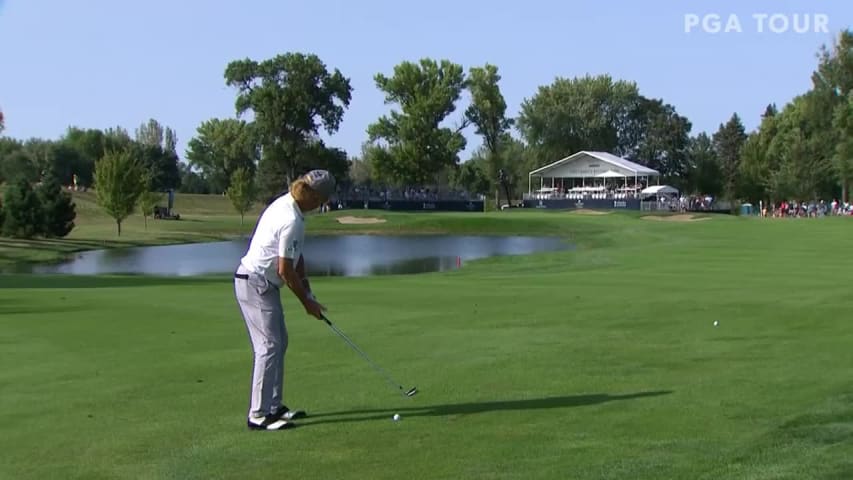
(1, 209), (852, 479)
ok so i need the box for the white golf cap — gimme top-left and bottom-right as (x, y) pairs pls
(302, 169), (336, 198)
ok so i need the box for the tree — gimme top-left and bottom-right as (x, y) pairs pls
(226, 166), (256, 226)
(224, 52), (352, 200)
(130, 142), (181, 191)
(348, 145), (375, 188)
(0, 137), (24, 184)
(833, 91), (853, 203)
(737, 133), (768, 204)
(21, 139), (88, 187)
(712, 113), (748, 206)
(517, 74), (641, 164)
(177, 162), (211, 194)
(500, 136), (538, 198)
(35, 167), (76, 238)
(452, 159), (491, 197)
(138, 170), (162, 231)
(764, 95), (835, 201)
(767, 127), (814, 200)
(135, 118), (170, 150)
(812, 30), (853, 201)
(367, 58), (468, 186)
(130, 121), (182, 191)
(736, 106), (779, 203)
(185, 118), (259, 193)
(0, 149), (38, 183)
(0, 108), (4, 135)
(62, 127), (106, 188)
(359, 141), (396, 187)
(103, 126), (133, 152)
(301, 140), (349, 192)
(1, 177), (42, 239)
(94, 149), (145, 236)
(138, 189), (160, 230)
(685, 133), (722, 197)
(465, 64), (514, 206)
(626, 98), (692, 186)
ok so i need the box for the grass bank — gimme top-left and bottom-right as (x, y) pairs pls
(0, 191), (265, 266)
(1, 210), (852, 479)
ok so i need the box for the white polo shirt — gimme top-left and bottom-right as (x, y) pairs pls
(240, 193), (304, 287)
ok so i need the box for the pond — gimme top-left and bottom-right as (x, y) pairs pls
(5, 235), (571, 277)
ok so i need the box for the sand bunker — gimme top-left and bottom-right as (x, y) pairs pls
(336, 216), (387, 225)
(641, 214), (711, 222)
(570, 209), (612, 216)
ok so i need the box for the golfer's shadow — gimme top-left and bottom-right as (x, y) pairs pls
(303, 390), (672, 426)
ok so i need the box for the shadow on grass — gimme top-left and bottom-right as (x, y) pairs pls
(303, 390), (673, 426)
(0, 234), (238, 267)
(0, 299), (92, 315)
(0, 233), (234, 250)
(0, 274), (232, 289)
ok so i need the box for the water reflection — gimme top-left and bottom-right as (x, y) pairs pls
(4, 235), (571, 277)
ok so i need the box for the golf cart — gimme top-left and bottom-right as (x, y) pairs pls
(153, 189), (181, 220)
(153, 206), (180, 220)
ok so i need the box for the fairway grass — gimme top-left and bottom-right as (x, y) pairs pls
(2, 206), (853, 479)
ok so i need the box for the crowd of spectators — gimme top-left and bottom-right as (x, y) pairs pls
(525, 185), (646, 200)
(343, 186), (482, 201)
(762, 199), (853, 217)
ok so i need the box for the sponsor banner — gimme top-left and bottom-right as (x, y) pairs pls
(337, 200), (484, 212)
(522, 199), (641, 210)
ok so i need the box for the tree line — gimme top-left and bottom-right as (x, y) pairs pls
(1, 28), (850, 233)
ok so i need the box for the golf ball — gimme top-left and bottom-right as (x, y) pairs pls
(393, 414), (401, 421)
(713, 321), (719, 326)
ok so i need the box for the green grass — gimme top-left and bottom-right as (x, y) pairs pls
(2, 202), (853, 479)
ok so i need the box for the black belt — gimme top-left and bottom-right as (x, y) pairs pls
(235, 272), (280, 290)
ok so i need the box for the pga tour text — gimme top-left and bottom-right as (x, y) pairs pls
(684, 13), (829, 34)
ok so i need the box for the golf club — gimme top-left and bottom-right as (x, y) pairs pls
(321, 314), (418, 398)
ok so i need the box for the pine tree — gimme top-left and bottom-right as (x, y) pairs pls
(35, 167), (76, 237)
(712, 113), (748, 208)
(2, 177), (43, 239)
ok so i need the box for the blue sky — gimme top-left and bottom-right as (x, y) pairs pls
(0, 0), (850, 162)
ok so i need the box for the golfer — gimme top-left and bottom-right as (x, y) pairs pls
(233, 170), (335, 430)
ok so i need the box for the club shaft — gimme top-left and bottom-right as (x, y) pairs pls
(325, 319), (404, 391)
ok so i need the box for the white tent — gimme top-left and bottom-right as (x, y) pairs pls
(641, 185), (679, 198)
(527, 151), (660, 195)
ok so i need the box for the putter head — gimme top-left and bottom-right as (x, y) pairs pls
(405, 387), (418, 397)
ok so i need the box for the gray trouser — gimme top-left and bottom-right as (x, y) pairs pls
(234, 266), (288, 418)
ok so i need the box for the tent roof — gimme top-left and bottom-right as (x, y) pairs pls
(596, 170), (626, 178)
(641, 185), (679, 196)
(529, 151), (660, 177)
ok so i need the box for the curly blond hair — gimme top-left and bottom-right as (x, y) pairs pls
(289, 178), (325, 205)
